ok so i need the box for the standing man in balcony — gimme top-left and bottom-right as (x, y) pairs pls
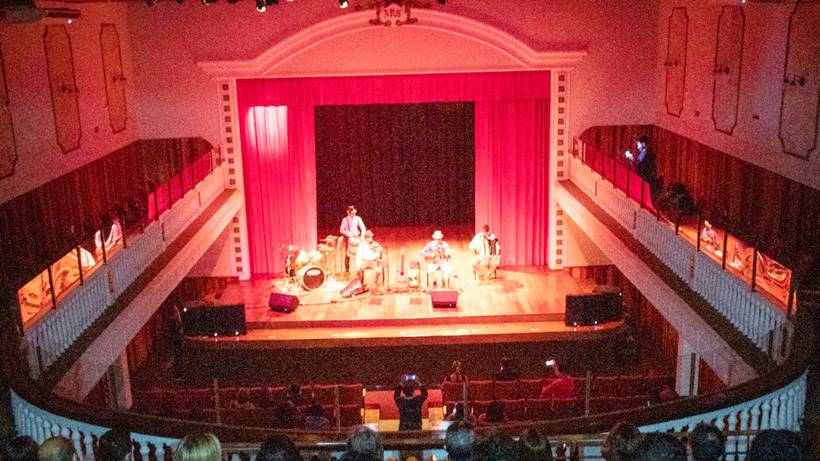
(625, 135), (661, 199)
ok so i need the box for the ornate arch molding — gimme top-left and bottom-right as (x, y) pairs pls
(197, 10), (587, 77)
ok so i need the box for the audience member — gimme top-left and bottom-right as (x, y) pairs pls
(632, 433), (686, 461)
(37, 437), (77, 461)
(98, 429), (133, 461)
(478, 400), (507, 426)
(445, 402), (476, 424)
(445, 420), (476, 461)
(747, 429), (803, 461)
(538, 362), (575, 400)
(394, 375), (428, 431)
(272, 400), (299, 429)
(494, 357), (518, 381)
(518, 429), (553, 461)
(257, 435), (302, 461)
(476, 432), (518, 461)
(231, 390), (256, 410)
(287, 383), (310, 407)
(688, 422), (724, 461)
(602, 421), (642, 461)
(345, 426), (383, 461)
(5, 436), (38, 461)
(172, 434), (221, 461)
(305, 403), (332, 430)
(444, 360), (468, 384)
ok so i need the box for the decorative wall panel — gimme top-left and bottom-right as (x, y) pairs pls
(711, 6), (744, 135)
(664, 7), (688, 117)
(779, 2), (820, 159)
(0, 43), (17, 179)
(44, 25), (81, 153)
(100, 24), (127, 133)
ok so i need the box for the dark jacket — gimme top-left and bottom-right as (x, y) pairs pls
(394, 385), (428, 430)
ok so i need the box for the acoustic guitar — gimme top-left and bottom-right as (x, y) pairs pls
(394, 247), (411, 292)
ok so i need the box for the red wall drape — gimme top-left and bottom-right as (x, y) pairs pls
(475, 100), (550, 266)
(237, 71), (550, 275)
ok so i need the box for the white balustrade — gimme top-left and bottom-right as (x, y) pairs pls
(162, 190), (201, 244)
(12, 390), (178, 461)
(109, 222), (164, 300)
(197, 165), (226, 209)
(568, 157), (597, 199)
(634, 210), (695, 283)
(593, 181), (637, 231)
(24, 269), (111, 375)
(640, 371), (807, 459)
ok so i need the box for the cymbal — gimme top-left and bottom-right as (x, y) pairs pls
(321, 235), (338, 243)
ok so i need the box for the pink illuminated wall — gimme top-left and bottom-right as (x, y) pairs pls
(0, 3), (138, 205)
(654, 0), (820, 190)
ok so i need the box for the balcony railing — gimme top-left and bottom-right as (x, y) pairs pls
(22, 163), (226, 378)
(567, 154), (792, 360)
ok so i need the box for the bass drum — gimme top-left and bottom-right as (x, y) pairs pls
(297, 265), (325, 291)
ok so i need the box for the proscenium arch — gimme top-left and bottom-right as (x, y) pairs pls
(197, 9), (587, 77)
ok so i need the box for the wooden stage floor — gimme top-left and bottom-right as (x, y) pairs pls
(199, 226), (615, 348)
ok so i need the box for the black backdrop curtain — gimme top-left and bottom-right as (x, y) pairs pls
(314, 102), (474, 231)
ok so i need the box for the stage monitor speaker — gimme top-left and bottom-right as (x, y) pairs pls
(269, 292), (299, 313)
(565, 292), (622, 326)
(180, 303), (247, 337)
(431, 289), (458, 308)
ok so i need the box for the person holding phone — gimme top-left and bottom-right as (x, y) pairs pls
(394, 373), (428, 430)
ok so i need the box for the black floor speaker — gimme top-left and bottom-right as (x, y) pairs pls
(269, 292), (300, 313)
(565, 292), (623, 326)
(180, 303), (247, 337)
(431, 289), (458, 308)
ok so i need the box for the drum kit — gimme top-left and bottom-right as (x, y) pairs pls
(282, 235), (343, 292)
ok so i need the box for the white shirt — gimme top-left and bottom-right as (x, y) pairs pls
(356, 240), (381, 270)
(340, 215), (366, 239)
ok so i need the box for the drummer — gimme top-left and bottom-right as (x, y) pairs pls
(340, 205), (367, 275)
(356, 230), (383, 289)
(285, 245), (309, 278)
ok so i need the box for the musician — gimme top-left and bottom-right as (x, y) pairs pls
(284, 245), (308, 278)
(340, 205), (366, 275)
(356, 230), (383, 289)
(421, 230), (452, 288)
(469, 224), (501, 282)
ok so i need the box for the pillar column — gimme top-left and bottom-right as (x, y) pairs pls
(107, 351), (133, 410)
(675, 339), (700, 396)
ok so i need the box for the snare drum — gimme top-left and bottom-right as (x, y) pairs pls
(297, 265), (325, 291)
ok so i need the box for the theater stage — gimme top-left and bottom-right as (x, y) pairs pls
(187, 226), (622, 349)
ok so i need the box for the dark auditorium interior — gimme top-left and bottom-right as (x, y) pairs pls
(1, 1), (819, 461)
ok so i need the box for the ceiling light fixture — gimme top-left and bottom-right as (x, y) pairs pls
(339, 0), (349, 8)
(256, 0), (266, 11)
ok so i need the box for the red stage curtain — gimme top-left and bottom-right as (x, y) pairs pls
(475, 99), (550, 266)
(237, 72), (550, 275)
(241, 106), (317, 277)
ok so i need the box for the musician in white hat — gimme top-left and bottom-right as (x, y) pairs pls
(421, 230), (452, 288)
(340, 205), (366, 275)
(356, 229), (383, 289)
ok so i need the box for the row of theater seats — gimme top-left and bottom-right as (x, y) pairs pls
(192, 405), (365, 427)
(445, 396), (653, 421)
(132, 384), (364, 414)
(441, 374), (675, 403)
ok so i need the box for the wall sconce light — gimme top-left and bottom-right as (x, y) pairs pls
(664, 60), (680, 68)
(713, 65), (730, 75)
(784, 73), (806, 87)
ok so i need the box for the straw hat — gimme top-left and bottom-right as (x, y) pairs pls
(432, 230), (443, 240)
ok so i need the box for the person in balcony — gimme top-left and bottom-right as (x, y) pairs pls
(37, 437), (78, 461)
(230, 390), (255, 410)
(4, 436), (38, 461)
(624, 135), (657, 184)
(304, 403), (331, 430)
(688, 422), (725, 461)
(445, 420), (477, 461)
(98, 429), (133, 461)
(538, 360), (575, 400)
(518, 429), (553, 461)
(257, 435), (302, 461)
(286, 383), (310, 407)
(632, 433), (686, 461)
(172, 433), (222, 461)
(602, 421), (642, 461)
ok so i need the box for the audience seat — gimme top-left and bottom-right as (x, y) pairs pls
(469, 380), (493, 401)
(338, 384), (364, 405)
(338, 404), (363, 427)
(311, 384), (336, 405)
(519, 379), (544, 399)
(493, 380), (520, 400)
(525, 399), (552, 421)
(500, 399), (527, 421)
(441, 381), (463, 403)
(268, 386), (288, 402)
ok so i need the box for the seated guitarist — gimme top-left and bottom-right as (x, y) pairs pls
(421, 230), (452, 288)
(469, 224), (501, 282)
(356, 230), (383, 289)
